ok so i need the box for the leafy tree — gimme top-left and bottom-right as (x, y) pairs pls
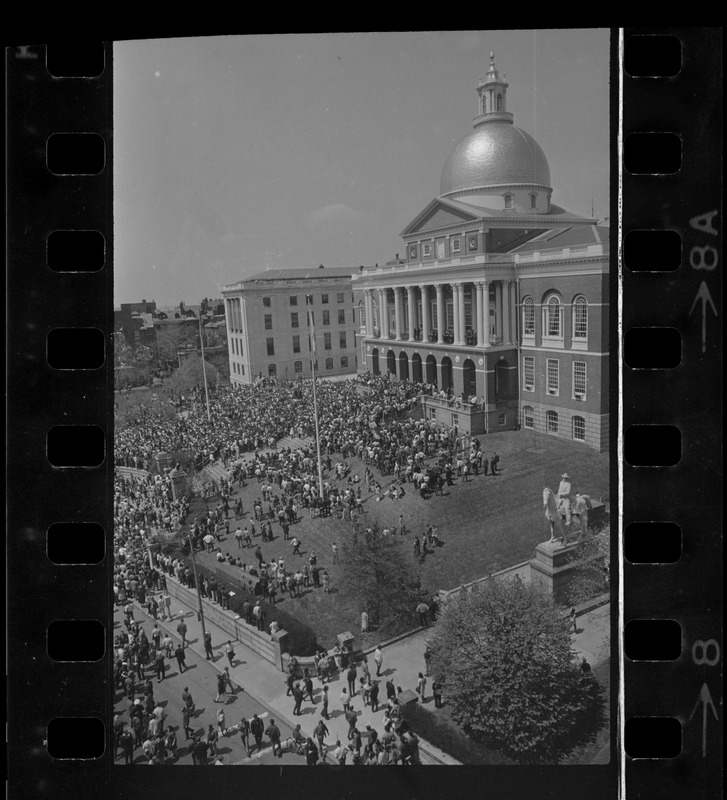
(156, 322), (198, 365)
(341, 522), (421, 635)
(167, 353), (218, 396)
(565, 527), (610, 606)
(427, 578), (606, 764)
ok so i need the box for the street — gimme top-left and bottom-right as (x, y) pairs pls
(113, 605), (308, 765)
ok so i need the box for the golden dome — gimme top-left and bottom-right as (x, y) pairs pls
(440, 120), (551, 197)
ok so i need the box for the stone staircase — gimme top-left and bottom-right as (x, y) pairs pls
(275, 435), (314, 452)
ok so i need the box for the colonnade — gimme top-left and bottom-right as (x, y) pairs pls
(362, 279), (518, 347)
(225, 297), (243, 332)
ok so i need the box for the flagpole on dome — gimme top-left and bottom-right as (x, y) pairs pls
(306, 294), (325, 500)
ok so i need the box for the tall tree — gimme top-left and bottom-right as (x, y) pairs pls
(565, 527), (610, 606)
(341, 522), (421, 635)
(427, 578), (606, 764)
(167, 353), (218, 396)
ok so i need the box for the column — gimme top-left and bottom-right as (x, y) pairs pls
(407, 287), (416, 340)
(365, 290), (374, 337)
(495, 282), (503, 341)
(471, 283), (478, 345)
(421, 286), (431, 340)
(378, 288), (388, 339)
(481, 281), (490, 347)
(502, 281), (511, 345)
(512, 280), (519, 343)
(452, 284), (460, 346)
(394, 287), (403, 341)
(457, 282), (466, 345)
(435, 285), (445, 344)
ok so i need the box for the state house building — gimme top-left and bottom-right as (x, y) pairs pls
(222, 268), (359, 384)
(353, 55), (609, 451)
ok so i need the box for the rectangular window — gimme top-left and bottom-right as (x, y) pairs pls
(498, 412), (507, 426)
(266, 337), (275, 356)
(324, 332), (332, 350)
(241, 364), (245, 375)
(422, 243), (432, 258)
(341, 356), (349, 368)
(322, 310), (330, 326)
(546, 410), (559, 433)
(263, 297), (271, 307)
(523, 301), (535, 336)
(339, 331), (347, 349)
(264, 314), (273, 330)
(321, 294), (329, 304)
(325, 357), (334, 370)
(337, 293), (345, 303)
(573, 416), (586, 441)
(547, 358), (559, 395)
(523, 356), (535, 391)
(573, 361), (587, 399)
(291, 313), (299, 328)
(451, 413), (459, 427)
(268, 363), (276, 376)
(292, 335), (300, 354)
(429, 407), (436, 420)
(338, 309), (345, 324)
(289, 296), (298, 306)
(523, 407), (534, 429)
(294, 360), (303, 374)
(451, 238), (461, 253)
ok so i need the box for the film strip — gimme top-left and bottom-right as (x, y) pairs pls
(5, 28), (722, 800)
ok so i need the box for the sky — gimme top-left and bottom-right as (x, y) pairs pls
(114, 29), (611, 307)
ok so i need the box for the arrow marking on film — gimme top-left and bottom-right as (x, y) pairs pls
(689, 682), (719, 758)
(689, 282), (718, 353)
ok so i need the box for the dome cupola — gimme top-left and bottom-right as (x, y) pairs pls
(439, 53), (552, 213)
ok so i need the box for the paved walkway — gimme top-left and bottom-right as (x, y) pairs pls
(149, 584), (610, 765)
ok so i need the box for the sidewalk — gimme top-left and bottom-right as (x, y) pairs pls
(149, 586), (609, 765)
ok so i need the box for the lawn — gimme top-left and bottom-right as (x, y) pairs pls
(176, 427), (610, 653)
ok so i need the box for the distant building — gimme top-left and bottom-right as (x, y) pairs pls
(222, 268), (359, 385)
(115, 298), (157, 348)
(352, 54), (609, 451)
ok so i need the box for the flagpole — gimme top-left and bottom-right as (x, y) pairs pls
(307, 295), (325, 499)
(198, 308), (211, 422)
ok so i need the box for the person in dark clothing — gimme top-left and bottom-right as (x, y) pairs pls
(432, 680), (443, 709)
(346, 664), (357, 696)
(204, 632), (214, 660)
(369, 680), (380, 712)
(292, 682), (304, 716)
(305, 738), (319, 766)
(386, 679), (396, 701)
(192, 737), (208, 765)
(304, 671), (315, 703)
(250, 714), (264, 755)
(265, 719), (283, 757)
(174, 645), (186, 674)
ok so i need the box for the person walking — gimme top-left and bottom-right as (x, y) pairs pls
(192, 736), (208, 766)
(305, 737), (319, 766)
(292, 682), (304, 716)
(339, 687), (352, 713)
(225, 640), (235, 668)
(265, 718), (283, 758)
(154, 651), (166, 682)
(321, 684), (330, 719)
(250, 714), (264, 755)
(238, 715), (250, 755)
(374, 646), (383, 677)
(314, 718), (329, 762)
(369, 680), (380, 712)
(331, 542), (339, 564)
(174, 644), (186, 674)
(181, 705), (193, 740)
(416, 601), (429, 627)
(223, 666), (237, 695)
(176, 619), (188, 648)
(361, 610), (369, 633)
(304, 670), (315, 703)
(182, 686), (195, 715)
(216, 707), (226, 736)
(204, 632), (214, 660)
(423, 646), (432, 677)
(215, 671), (227, 703)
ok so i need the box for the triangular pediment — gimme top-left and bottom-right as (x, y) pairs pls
(400, 198), (480, 237)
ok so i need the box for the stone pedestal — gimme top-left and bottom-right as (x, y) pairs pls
(528, 540), (581, 604)
(271, 629), (290, 672)
(170, 468), (187, 500)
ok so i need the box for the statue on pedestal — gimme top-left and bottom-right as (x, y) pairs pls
(543, 474), (592, 545)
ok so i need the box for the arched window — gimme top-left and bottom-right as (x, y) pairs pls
(522, 297), (535, 336)
(496, 93), (503, 111)
(522, 406), (534, 429)
(573, 416), (586, 441)
(546, 410), (559, 433)
(481, 95), (487, 114)
(358, 300), (366, 332)
(543, 295), (563, 339)
(504, 194), (513, 209)
(573, 296), (588, 341)
(530, 193), (537, 209)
